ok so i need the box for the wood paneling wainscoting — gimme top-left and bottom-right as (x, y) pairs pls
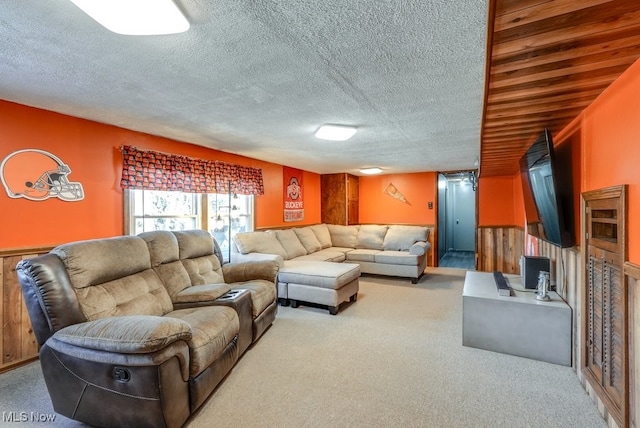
(0, 247), (53, 373)
(532, 240), (640, 428)
(476, 226), (524, 273)
(583, 261), (640, 428)
(536, 240), (583, 370)
(625, 262), (640, 428)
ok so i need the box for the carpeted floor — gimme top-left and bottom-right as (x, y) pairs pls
(0, 267), (605, 428)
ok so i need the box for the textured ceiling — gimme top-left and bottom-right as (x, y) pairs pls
(0, 1), (488, 176)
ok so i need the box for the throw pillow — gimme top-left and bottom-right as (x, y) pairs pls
(310, 224), (332, 249)
(327, 224), (359, 248)
(356, 224), (388, 250)
(383, 225), (429, 251)
(274, 229), (308, 259)
(293, 227), (323, 253)
(232, 231), (288, 259)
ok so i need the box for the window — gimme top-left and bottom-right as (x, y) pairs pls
(126, 189), (254, 262)
(131, 190), (200, 233)
(208, 192), (254, 261)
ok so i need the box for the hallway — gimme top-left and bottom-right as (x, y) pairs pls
(438, 250), (475, 270)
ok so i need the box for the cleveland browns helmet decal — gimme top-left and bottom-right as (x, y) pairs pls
(1, 149), (84, 201)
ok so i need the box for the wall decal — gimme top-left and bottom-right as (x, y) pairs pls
(0, 149), (84, 201)
(283, 166), (303, 222)
(384, 182), (410, 205)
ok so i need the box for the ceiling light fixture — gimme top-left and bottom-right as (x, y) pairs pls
(359, 167), (383, 175)
(69, 0), (190, 35)
(315, 125), (357, 141)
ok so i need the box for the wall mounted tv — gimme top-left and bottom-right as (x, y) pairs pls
(519, 129), (575, 248)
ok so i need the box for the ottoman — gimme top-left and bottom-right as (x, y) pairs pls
(278, 261), (360, 315)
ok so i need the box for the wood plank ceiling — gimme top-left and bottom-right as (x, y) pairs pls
(480, 0), (640, 177)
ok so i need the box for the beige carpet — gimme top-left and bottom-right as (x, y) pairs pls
(0, 268), (606, 427)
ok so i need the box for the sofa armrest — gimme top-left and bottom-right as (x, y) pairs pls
(222, 260), (279, 284)
(173, 283), (231, 305)
(230, 252), (284, 268)
(409, 241), (430, 256)
(52, 315), (192, 354)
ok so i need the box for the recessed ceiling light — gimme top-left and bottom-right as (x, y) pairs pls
(359, 167), (383, 175)
(69, 0), (190, 35)
(315, 125), (357, 141)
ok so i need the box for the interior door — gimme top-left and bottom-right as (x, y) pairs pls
(451, 180), (475, 251)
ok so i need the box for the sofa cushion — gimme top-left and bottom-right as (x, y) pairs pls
(310, 224), (332, 249)
(150, 260), (195, 300)
(141, 230), (180, 265)
(374, 251), (421, 266)
(290, 253), (334, 262)
(167, 306), (239, 377)
(51, 236), (174, 320)
(356, 225), (388, 250)
(278, 261), (360, 290)
(274, 229), (307, 259)
(52, 236), (150, 288)
(140, 231), (194, 299)
(327, 224), (359, 248)
(172, 230), (227, 285)
(233, 231), (288, 259)
(173, 230), (216, 259)
(346, 249), (380, 263)
(291, 248), (348, 262)
(181, 256), (226, 286)
(173, 283), (231, 304)
(382, 225), (430, 251)
(293, 227), (323, 253)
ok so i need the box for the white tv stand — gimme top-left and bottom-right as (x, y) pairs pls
(462, 271), (571, 366)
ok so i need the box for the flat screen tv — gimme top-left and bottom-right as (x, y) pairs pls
(519, 129), (574, 248)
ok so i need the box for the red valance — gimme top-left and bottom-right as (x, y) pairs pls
(120, 146), (264, 195)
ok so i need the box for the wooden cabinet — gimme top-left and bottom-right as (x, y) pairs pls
(583, 185), (627, 426)
(321, 173), (359, 225)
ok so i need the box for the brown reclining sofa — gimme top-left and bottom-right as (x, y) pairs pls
(16, 229), (278, 428)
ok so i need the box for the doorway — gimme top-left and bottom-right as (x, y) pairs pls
(437, 171), (477, 269)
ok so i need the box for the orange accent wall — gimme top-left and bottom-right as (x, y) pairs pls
(358, 172), (436, 225)
(0, 100), (321, 249)
(513, 173), (524, 226)
(580, 58), (640, 263)
(477, 175), (517, 226)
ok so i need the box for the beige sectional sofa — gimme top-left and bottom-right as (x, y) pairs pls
(231, 224), (431, 313)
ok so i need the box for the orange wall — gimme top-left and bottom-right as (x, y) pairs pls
(0, 101), (321, 249)
(513, 173), (524, 226)
(580, 58), (640, 263)
(477, 175), (519, 226)
(359, 172), (436, 225)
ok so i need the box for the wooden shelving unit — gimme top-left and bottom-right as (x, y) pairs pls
(583, 184), (628, 427)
